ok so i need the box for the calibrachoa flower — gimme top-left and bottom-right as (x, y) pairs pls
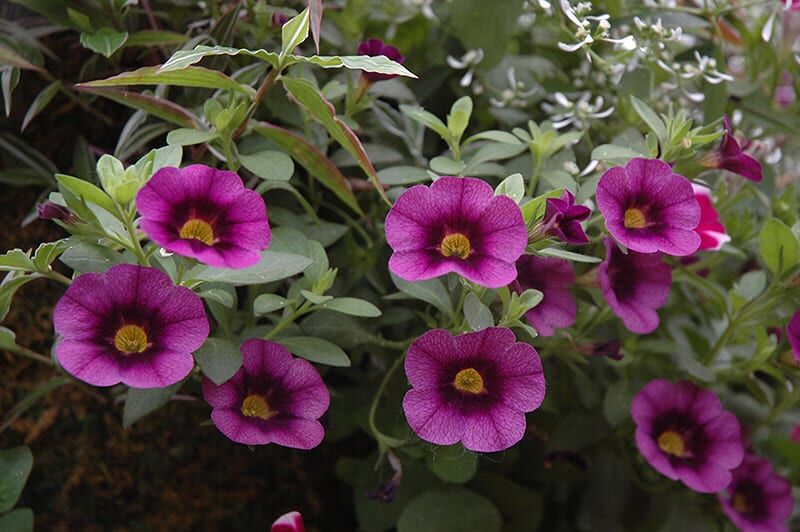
(599, 238), (671, 334)
(785, 310), (800, 362)
(597, 157), (701, 256)
(791, 425), (800, 443)
(37, 201), (78, 224)
(402, 327), (546, 453)
(271, 511), (305, 532)
(136, 164), (271, 269)
(513, 256), (576, 336)
(691, 184), (730, 251)
(699, 117), (763, 183)
(632, 379), (744, 493)
(53, 264), (209, 388)
(385, 176), (528, 288)
(541, 189), (591, 244)
(201, 339), (329, 449)
(718, 454), (793, 532)
(357, 38), (404, 82)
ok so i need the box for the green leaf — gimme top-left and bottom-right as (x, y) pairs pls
(21, 80), (61, 132)
(55, 173), (117, 214)
(537, 247), (601, 263)
(590, 144), (644, 164)
(31, 240), (68, 272)
(494, 173), (524, 203)
(630, 95), (667, 142)
(603, 381), (634, 427)
(79, 28), (129, 57)
(124, 30), (190, 48)
(447, 96), (473, 142)
(400, 105), (451, 140)
(377, 165), (430, 185)
(122, 381), (184, 429)
(277, 336), (351, 366)
(464, 292), (493, 331)
(390, 273), (454, 318)
(1, 67), (19, 117)
(0, 326), (16, 348)
(76, 87), (198, 128)
(520, 189), (563, 223)
(0, 446), (33, 512)
(320, 297), (381, 317)
(0, 272), (39, 321)
(253, 122), (363, 215)
(0, 250), (35, 272)
(282, 77), (389, 204)
(60, 242), (129, 273)
(450, 0), (525, 67)
(160, 45), (281, 71)
(301, 290), (333, 304)
(78, 65), (251, 94)
(0, 508), (33, 532)
(426, 444), (478, 484)
(308, 0), (323, 53)
(0, 45), (45, 72)
(280, 8), (310, 59)
(189, 250), (312, 286)
(398, 487), (503, 532)
(194, 337), (242, 385)
(253, 294), (289, 314)
(239, 150), (294, 181)
(166, 128), (218, 146)
(759, 218), (799, 275)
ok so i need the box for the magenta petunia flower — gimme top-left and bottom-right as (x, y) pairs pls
(700, 117), (763, 183)
(385, 176), (528, 289)
(632, 379), (744, 493)
(691, 184), (730, 252)
(53, 264), (209, 388)
(37, 201), (79, 224)
(136, 164), (271, 269)
(775, 72), (796, 108)
(596, 157), (701, 256)
(791, 424), (800, 443)
(357, 38), (404, 82)
(718, 454), (793, 532)
(599, 238), (671, 334)
(513, 255), (576, 336)
(202, 339), (330, 449)
(542, 189), (591, 244)
(271, 511), (305, 532)
(402, 327), (546, 453)
(786, 310), (800, 362)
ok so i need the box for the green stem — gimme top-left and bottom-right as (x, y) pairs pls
(119, 206), (149, 265)
(233, 67), (281, 140)
(527, 149), (544, 196)
(45, 270), (72, 286)
(263, 301), (313, 340)
(6, 345), (53, 365)
(368, 351), (408, 449)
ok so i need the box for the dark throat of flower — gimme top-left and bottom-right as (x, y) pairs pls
(439, 232), (471, 260)
(113, 324), (151, 355)
(179, 218), (217, 246)
(241, 394), (277, 420)
(453, 368), (485, 394)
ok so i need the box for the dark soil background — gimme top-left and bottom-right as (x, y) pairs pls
(0, 12), (359, 530)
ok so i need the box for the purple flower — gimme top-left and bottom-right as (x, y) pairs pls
(385, 176), (528, 288)
(692, 184), (730, 252)
(402, 327), (546, 453)
(53, 264), (209, 388)
(599, 238), (671, 334)
(357, 38), (404, 82)
(700, 117), (763, 183)
(719, 454), (793, 532)
(632, 379), (744, 493)
(542, 190), (591, 244)
(786, 310), (800, 363)
(136, 164), (271, 269)
(271, 511), (305, 532)
(596, 157), (701, 256)
(513, 256), (575, 336)
(202, 339), (330, 449)
(37, 201), (79, 224)
(272, 12), (290, 27)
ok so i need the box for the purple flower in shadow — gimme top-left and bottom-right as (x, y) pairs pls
(719, 454), (793, 532)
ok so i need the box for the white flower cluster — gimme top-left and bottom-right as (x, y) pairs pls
(541, 92), (614, 129)
(489, 67), (538, 108)
(558, 0), (636, 53)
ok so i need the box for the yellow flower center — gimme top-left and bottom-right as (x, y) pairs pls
(179, 218), (215, 245)
(732, 492), (749, 514)
(241, 394), (276, 420)
(439, 232), (471, 259)
(657, 430), (687, 457)
(453, 368), (485, 394)
(113, 324), (150, 355)
(623, 208), (647, 229)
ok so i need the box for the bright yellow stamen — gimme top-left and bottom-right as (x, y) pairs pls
(657, 430), (687, 457)
(453, 368), (485, 394)
(179, 218), (215, 245)
(113, 324), (150, 355)
(624, 208), (647, 229)
(439, 233), (471, 259)
(241, 394), (276, 420)
(732, 492), (749, 514)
